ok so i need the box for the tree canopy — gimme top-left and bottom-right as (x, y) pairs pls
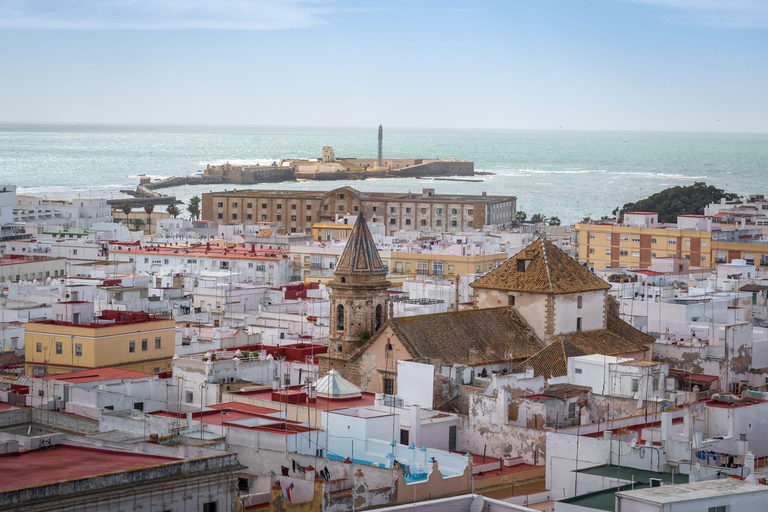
(622, 182), (739, 223)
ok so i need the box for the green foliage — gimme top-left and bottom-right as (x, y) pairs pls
(530, 213), (548, 224)
(166, 204), (181, 218)
(581, 217), (592, 224)
(131, 218), (145, 230)
(121, 203), (132, 225)
(549, 216), (561, 226)
(516, 211), (527, 223)
(622, 182), (739, 223)
(358, 331), (372, 345)
(187, 196), (201, 221)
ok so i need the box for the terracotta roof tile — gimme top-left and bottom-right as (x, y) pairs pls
(471, 238), (610, 294)
(385, 307), (544, 366)
(513, 309), (653, 377)
(334, 213), (387, 275)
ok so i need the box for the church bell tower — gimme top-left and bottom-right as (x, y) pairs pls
(327, 213), (390, 357)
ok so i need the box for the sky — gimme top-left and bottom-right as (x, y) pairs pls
(0, 0), (766, 132)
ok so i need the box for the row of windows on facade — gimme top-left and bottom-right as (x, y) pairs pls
(37, 337), (162, 356)
(507, 295), (585, 331)
(573, 367), (662, 391)
(588, 248), (708, 261)
(217, 212), (471, 225)
(218, 200), (472, 217)
(1, 269), (64, 282)
(589, 234), (707, 247)
(143, 258), (265, 271)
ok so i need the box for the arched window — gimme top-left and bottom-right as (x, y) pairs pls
(337, 304), (345, 331)
(577, 296), (583, 309)
(340, 277), (345, 283)
(375, 304), (383, 331)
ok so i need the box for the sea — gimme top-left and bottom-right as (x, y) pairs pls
(1, 124), (767, 224)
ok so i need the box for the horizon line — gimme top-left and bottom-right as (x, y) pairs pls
(0, 120), (766, 136)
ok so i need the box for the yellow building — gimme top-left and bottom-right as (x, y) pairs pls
(574, 222), (768, 270)
(25, 309), (175, 376)
(311, 222), (353, 242)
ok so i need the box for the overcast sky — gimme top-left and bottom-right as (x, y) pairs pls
(0, 0), (766, 132)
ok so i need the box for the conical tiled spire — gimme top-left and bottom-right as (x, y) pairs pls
(334, 213), (387, 275)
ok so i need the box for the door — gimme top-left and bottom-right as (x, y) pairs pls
(449, 426), (457, 452)
(400, 429), (410, 446)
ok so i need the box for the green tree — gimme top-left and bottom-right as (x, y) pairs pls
(131, 218), (145, 231)
(121, 203), (132, 226)
(530, 213), (548, 224)
(516, 211), (527, 223)
(622, 182), (739, 223)
(166, 204), (180, 218)
(144, 203), (155, 234)
(549, 216), (561, 226)
(187, 196), (201, 221)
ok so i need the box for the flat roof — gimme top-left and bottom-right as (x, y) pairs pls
(45, 367), (156, 383)
(234, 387), (376, 411)
(617, 478), (766, 504)
(0, 444), (177, 492)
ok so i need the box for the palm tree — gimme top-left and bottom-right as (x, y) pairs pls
(166, 204), (180, 218)
(516, 211), (527, 223)
(187, 196), (201, 221)
(144, 203), (155, 234)
(549, 216), (561, 226)
(121, 203), (132, 227)
(530, 213), (548, 224)
(131, 218), (145, 231)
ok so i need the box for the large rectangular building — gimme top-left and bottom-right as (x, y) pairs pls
(202, 186), (516, 236)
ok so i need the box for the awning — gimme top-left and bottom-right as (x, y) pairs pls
(740, 284), (768, 292)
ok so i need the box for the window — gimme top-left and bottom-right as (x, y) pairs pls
(436, 208), (442, 214)
(390, 219), (396, 225)
(436, 220), (442, 226)
(390, 207), (396, 213)
(262, 203), (267, 209)
(144, 257), (149, 263)
(323, 205), (329, 211)
(247, 203), (252, 209)
(652, 252), (657, 258)
(589, 234), (596, 240)
(576, 317), (582, 332)
(276, 215), (281, 221)
(372, 206), (378, 212)
(291, 215), (296, 221)
(451, 220), (457, 227)
(575, 368), (582, 374)
(620, 236), (628, 242)
(217, 213), (223, 219)
(232, 213), (237, 220)
(631, 379), (639, 392)
(55, 342), (62, 355)
(405, 207), (411, 214)
(155, 337), (162, 349)
(405, 219), (411, 225)
(452, 208), (458, 214)
(338, 194), (345, 199)
(589, 248), (595, 254)
(619, 250), (628, 256)
(568, 402), (576, 419)
(708, 506), (727, 512)
(632, 237), (640, 243)
(129, 340), (135, 353)
(262, 215), (267, 221)
(306, 216), (312, 222)
(668, 239), (677, 245)
(517, 259), (527, 272)
(651, 237), (657, 244)
(246, 214), (252, 220)
(36, 342), (42, 353)
(417, 260), (429, 275)
(652, 376), (660, 390)
(400, 429), (410, 446)
(276, 204), (282, 209)
(306, 204), (311, 210)
(203, 503), (218, 512)
(606, 249), (611, 255)
(384, 378), (394, 395)
(467, 209), (473, 215)
(134, 402), (144, 411)
(354, 205), (359, 212)
(217, 202), (223, 207)
(232, 202), (237, 208)
(508, 295), (515, 306)
(432, 261), (444, 274)
(685, 240), (690, 246)
(338, 205), (344, 212)
(336, 305), (344, 331)
(75, 343), (82, 357)
(185, 391), (194, 403)
(631, 251), (640, 257)
(701, 241), (707, 247)
(577, 296), (583, 309)
(606, 235), (611, 241)
(291, 204), (296, 210)
(284, 373), (291, 386)
(420, 208), (427, 214)
(420, 219), (427, 226)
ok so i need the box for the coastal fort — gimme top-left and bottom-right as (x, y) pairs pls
(137, 126), (474, 195)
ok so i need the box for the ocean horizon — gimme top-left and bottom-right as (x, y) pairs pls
(2, 123), (767, 224)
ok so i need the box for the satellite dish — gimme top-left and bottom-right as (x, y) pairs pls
(629, 438), (637, 448)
